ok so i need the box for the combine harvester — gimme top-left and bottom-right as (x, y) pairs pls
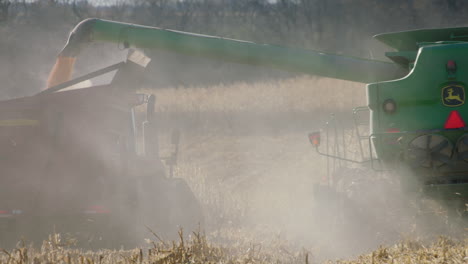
(308, 28), (468, 227)
(0, 18), (466, 247)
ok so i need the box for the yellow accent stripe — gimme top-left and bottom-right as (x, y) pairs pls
(0, 119), (39, 127)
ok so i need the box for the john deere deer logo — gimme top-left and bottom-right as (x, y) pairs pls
(442, 85), (465, 107)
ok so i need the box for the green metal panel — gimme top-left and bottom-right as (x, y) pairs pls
(85, 19), (406, 83)
(368, 42), (468, 159)
(375, 27), (468, 51)
(365, 42), (468, 202)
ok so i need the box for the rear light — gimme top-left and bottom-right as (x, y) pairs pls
(447, 60), (457, 77)
(444, 110), (465, 129)
(308, 132), (321, 147)
(383, 99), (397, 114)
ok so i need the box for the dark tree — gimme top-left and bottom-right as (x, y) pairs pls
(0, 0), (10, 22)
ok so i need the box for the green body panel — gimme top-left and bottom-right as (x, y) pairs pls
(368, 43), (468, 148)
(375, 27), (468, 51)
(375, 27), (468, 70)
(86, 19), (405, 83)
(368, 42), (468, 200)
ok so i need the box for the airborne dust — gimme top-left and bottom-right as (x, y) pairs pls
(0, 4), (467, 263)
(152, 73), (462, 260)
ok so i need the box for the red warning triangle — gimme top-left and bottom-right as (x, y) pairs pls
(444, 110), (466, 129)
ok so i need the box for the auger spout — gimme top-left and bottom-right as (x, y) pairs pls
(48, 18), (407, 88)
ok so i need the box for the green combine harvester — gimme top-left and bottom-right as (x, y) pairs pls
(1, 18), (466, 247)
(72, 19), (466, 212)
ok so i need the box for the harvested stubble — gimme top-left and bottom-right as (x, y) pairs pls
(0, 233), (466, 264)
(3, 77), (466, 263)
(327, 237), (468, 264)
(146, 77), (467, 263)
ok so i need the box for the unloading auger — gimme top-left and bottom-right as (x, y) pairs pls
(46, 18), (407, 88)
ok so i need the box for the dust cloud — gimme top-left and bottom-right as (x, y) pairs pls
(166, 107), (457, 261)
(0, 15), (465, 263)
(152, 75), (462, 261)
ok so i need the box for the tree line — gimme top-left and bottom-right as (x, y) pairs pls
(1, 0), (468, 97)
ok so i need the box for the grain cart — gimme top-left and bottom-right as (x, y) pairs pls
(0, 22), (204, 248)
